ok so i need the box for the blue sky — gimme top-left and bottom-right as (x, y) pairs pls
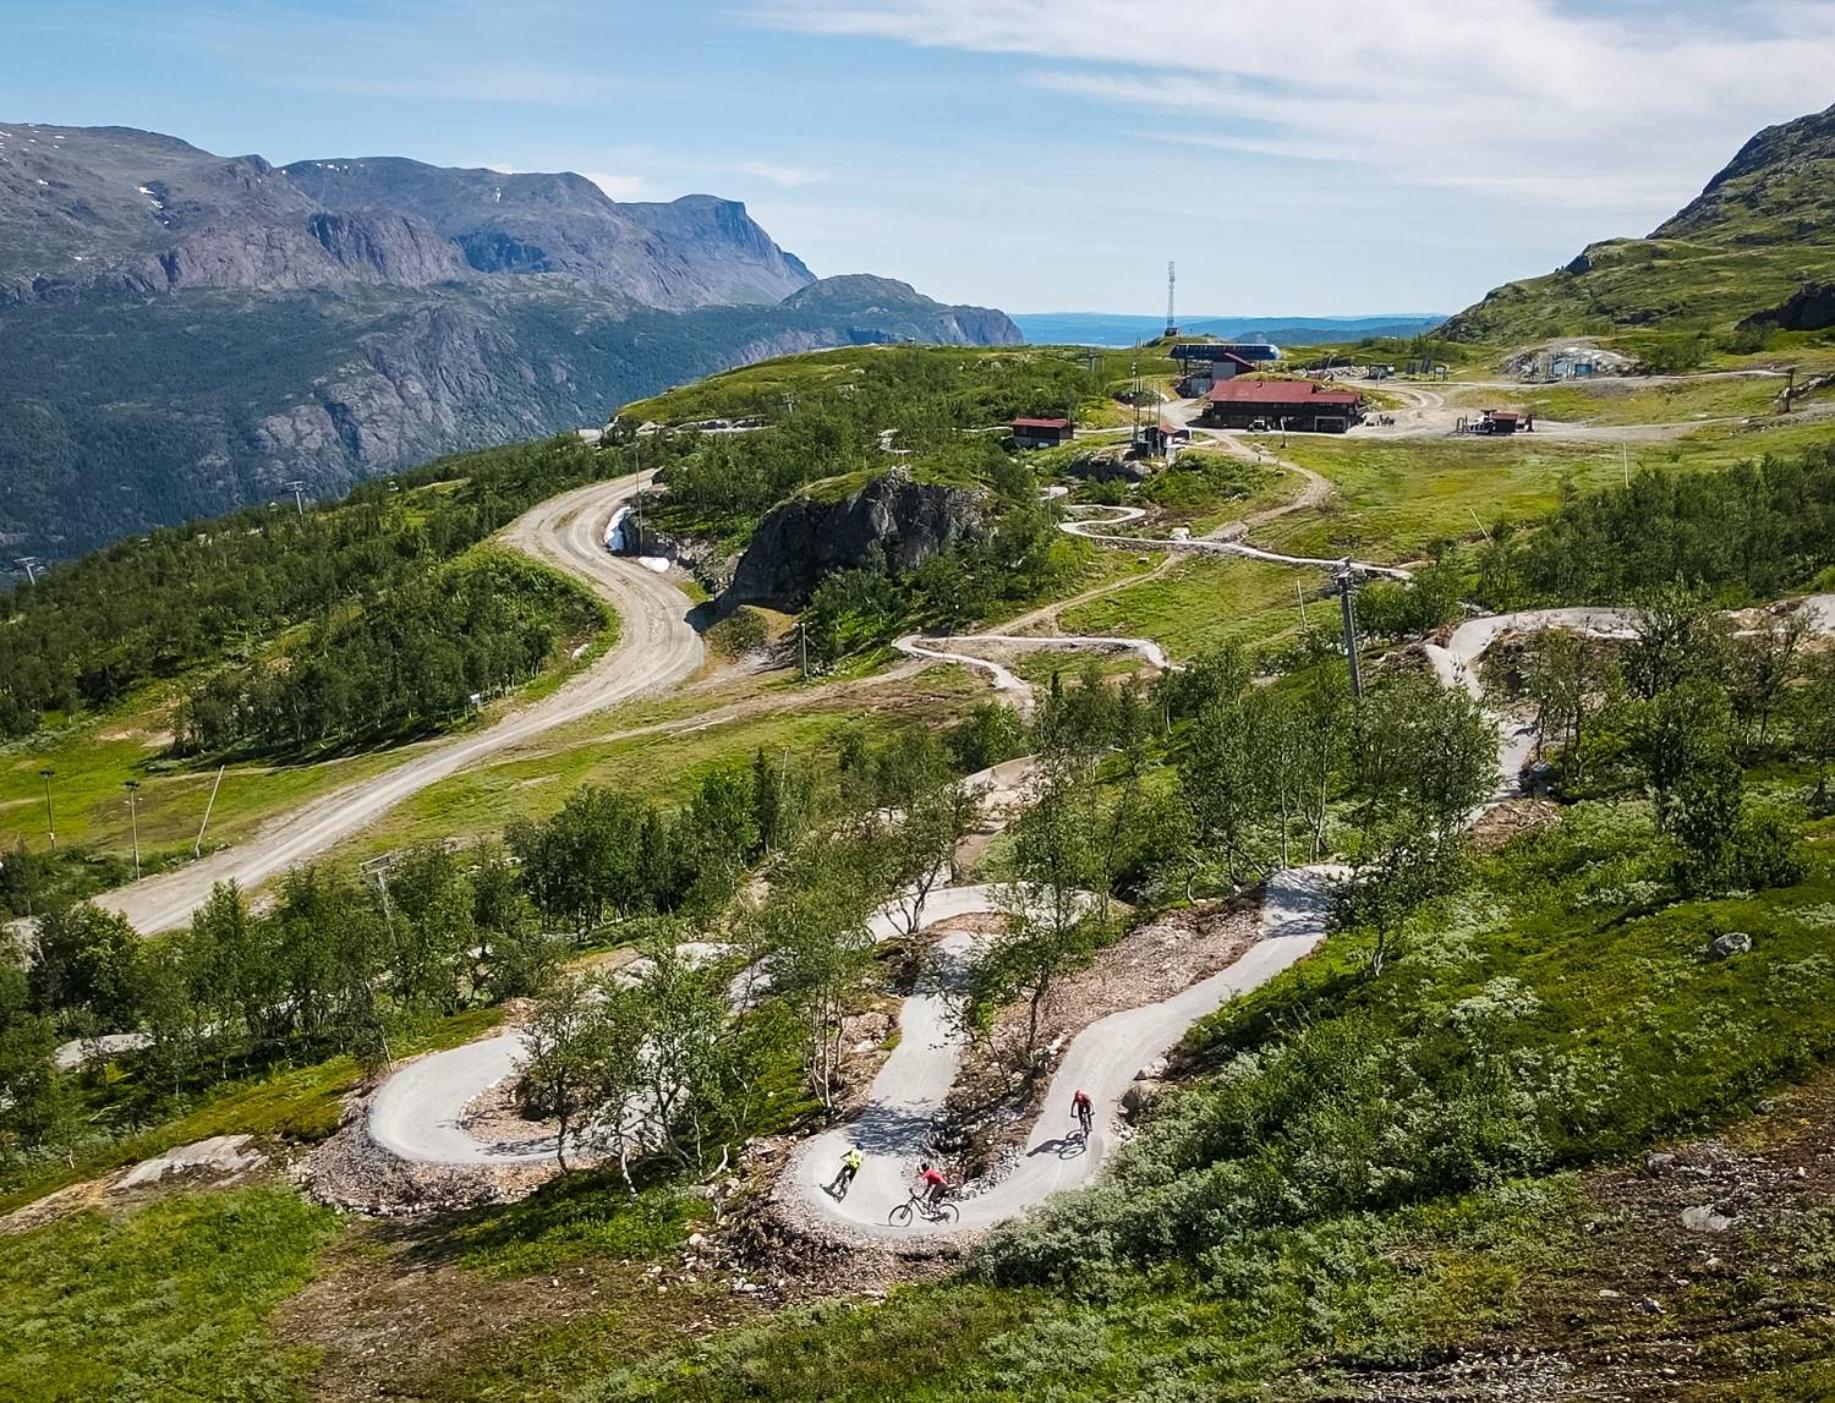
(7, 0), (1835, 316)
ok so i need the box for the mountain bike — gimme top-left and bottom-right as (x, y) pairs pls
(889, 1188), (959, 1227)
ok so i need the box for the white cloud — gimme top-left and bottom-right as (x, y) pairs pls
(737, 160), (829, 188)
(584, 171), (647, 200)
(754, 0), (1835, 226)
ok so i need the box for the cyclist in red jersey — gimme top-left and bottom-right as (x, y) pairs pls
(1071, 1087), (1094, 1135)
(918, 1161), (949, 1207)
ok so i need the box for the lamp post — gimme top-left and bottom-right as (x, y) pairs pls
(39, 768), (56, 849)
(124, 780), (142, 879)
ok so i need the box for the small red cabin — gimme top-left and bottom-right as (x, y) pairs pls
(1011, 417), (1075, 450)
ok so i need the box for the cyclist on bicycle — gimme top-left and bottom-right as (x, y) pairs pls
(828, 1147), (864, 1196)
(1071, 1087), (1094, 1135)
(918, 1161), (949, 1209)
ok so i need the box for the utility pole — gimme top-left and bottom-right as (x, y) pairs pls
(194, 763), (226, 858)
(124, 780), (142, 880)
(361, 854), (398, 937)
(1336, 569), (1364, 700)
(1131, 358), (1143, 452)
(360, 852), (401, 1072)
(39, 768), (56, 849)
(14, 556), (43, 585)
(285, 480), (307, 517)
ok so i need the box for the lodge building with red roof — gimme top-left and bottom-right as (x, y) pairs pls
(1201, 378), (1366, 434)
(1010, 416), (1075, 449)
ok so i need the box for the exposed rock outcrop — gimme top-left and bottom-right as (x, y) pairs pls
(1740, 280), (1835, 332)
(724, 471), (986, 608)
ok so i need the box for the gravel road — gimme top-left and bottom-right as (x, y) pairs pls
(363, 885), (1049, 1169)
(94, 473), (703, 934)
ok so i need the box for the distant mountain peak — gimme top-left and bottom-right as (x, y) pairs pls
(0, 121), (1020, 562)
(784, 273), (921, 306)
(1651, 101), (1835, 246)
(0, 124), (815, 311)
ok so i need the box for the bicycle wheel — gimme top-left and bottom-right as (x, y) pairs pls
(889, 1201), (914, 1227)
(933, 1200), (960, 1224)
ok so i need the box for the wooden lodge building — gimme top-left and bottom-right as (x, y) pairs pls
(1201, 378), (1366, 433)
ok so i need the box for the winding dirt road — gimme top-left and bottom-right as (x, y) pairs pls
(95, 474), (704, 934)
(892, 632), (1169, 717)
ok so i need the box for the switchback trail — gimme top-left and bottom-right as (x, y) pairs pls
(95, 474), (703, 934)
(358, 883), (1055, 1170)
(778, 866), (1344, 1246)
(776, 592), (1835, 1244)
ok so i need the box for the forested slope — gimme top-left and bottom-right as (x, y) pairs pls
(0, 434), (611, 744)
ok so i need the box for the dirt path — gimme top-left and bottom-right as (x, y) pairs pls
(776, 867), (1342, 1250)
(1061, 503), (1408, 580)
(996, 552), (1179, 635)
(93, 474), (704, 934)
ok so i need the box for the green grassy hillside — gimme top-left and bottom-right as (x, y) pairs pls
(1444, 102), (1835, 352)
(0, 434), (616, 911)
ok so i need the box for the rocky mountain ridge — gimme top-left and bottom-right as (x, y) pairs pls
(0, 124), (813, 310)
(0, 123), (1020, 560)
(1442, 102), (1835, 343)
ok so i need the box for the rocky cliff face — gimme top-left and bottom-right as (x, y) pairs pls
(1739, 280), (1835, 334)
(0, 124), (813, 310)
(724, 472), (986, 608)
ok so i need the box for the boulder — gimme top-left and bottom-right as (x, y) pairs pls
(1680, 1205), (1734, 1234)
(118, 1134), (267, 1188)
(1709, 931), (1753, 960)
(1121, 1079), (1162, 1116)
